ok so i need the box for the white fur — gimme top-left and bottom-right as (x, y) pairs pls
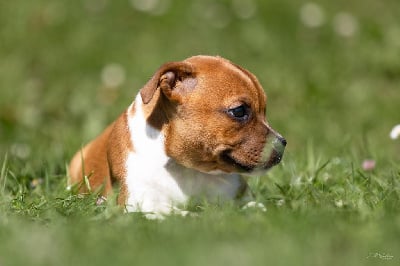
(124, 94), (243, 215)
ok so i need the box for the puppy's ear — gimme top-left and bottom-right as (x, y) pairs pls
(140, 61), (195, 104)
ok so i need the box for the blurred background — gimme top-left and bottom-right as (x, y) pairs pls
(0, 0), (399, 172)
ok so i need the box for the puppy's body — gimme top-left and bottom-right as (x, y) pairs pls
(69, 55), (286, 215)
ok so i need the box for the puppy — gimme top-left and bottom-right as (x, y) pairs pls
(69, 55), (286, 216)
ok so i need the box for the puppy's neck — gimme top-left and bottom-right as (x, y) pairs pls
(127, 93), (167, 160)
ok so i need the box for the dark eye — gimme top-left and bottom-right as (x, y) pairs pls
(227, 105), (250, 121)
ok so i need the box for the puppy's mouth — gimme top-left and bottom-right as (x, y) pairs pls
(220, 146), (285, 173)
(260, 136), (286, 170)
(263, 149), (283, 169)
(220, 150), (254, 173)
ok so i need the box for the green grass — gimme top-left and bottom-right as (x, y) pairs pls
(0, 0), (400, 265)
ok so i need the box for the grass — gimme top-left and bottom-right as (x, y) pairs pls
(0, 0), (400, 265)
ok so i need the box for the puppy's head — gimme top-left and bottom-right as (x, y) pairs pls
(140, 55), (286, 175)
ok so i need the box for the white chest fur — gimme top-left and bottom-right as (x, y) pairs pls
(124, 95), (243, 214)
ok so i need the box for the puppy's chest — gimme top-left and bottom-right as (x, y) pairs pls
(124, 151), (243, 209)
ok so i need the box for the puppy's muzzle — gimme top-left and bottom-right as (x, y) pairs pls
(266, 136), (286, 166)
(261, 131), (286, 169)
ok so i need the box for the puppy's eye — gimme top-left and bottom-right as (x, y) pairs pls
(227, 105), (250, 121)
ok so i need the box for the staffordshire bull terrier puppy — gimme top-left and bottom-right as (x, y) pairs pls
(69, 55), (286, 216)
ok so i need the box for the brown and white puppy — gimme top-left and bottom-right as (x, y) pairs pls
(69, 55), (286, 216)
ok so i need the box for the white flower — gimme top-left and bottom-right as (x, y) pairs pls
(276, 199), (285, 207)
(335, 199), (343, 208)
(390, 124), (400, 140)
(242, 201), (267, 212)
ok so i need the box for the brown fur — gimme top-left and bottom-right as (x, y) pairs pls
(69, 111), (133, 199)
(151, 56), (271, 173)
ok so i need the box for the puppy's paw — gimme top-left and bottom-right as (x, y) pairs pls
(242, 201), (267, 212)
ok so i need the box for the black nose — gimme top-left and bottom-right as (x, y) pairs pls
(279, 137), (287, 147)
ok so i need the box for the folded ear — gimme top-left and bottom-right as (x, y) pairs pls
(140, 61), (195, 104)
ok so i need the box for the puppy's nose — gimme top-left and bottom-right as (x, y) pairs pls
(272, 136), (286, 155)
(279, 137), (287, 147)
(265, 124), (286, 147)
